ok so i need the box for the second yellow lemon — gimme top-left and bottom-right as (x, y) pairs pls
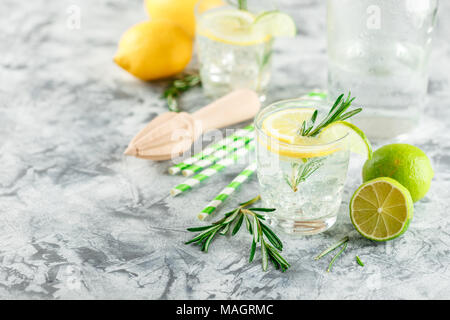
(145, 0), (199, 37)
(114, 20), (193, 81)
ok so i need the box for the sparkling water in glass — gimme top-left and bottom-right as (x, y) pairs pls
(195, 0), (274, 101)
(255, 99), (350, 235)
(327, 0), (439, 140)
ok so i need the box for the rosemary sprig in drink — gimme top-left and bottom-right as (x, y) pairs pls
(284, 159), (323, 192)
(163, 72), (201, 112)
(298, 92), (362, 137)
(284, 93), (361, 192)
(185, 195), (290, 272)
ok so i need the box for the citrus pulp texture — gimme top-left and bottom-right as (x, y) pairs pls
(350, 177), (414, 241)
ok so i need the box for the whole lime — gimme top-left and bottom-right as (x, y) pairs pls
(362, 144), (433, 203)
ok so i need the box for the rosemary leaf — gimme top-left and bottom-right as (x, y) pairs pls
(187, 225), (216, 232)
(244, 215), (253, 234)
(232, 213), (244, 236)
(260, 222), (283, 250)
(239, 195), (261, 207)
(327, 242), (348, 272)
(261, 239), (268, 271)
(252, 215), (260, 243)
(315, 236), (349, 260)
(220, 223), (231, 235)
(202, 228), (219, 252)
(249, 240), (256, 262)
(266, 244), (290, 268)
(356, 256), (365, 267)
(185, 226), (217, 244)
(248, 208), (276, 212)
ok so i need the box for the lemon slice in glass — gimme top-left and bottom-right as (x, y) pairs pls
(261, 108), (340, 158)
(197, 9), (268, 45)
(197, 9), (296, 46)
(262, 108), (316, 144)
(350, 177), (414, 241)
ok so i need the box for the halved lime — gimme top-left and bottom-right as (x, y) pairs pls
(350, 177), (414, 242)
(253, 11), (297, 38)
(319, 121), (372, 159)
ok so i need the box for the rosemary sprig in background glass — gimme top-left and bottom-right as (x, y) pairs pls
(185, 196), (290, 272)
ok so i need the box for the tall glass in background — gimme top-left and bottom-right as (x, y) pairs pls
(327, 0), (438, 139)
(195, 0), (274, 101)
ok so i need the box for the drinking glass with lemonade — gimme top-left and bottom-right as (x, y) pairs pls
(195, 0), (296, 100)
(255, 95), (372, 235)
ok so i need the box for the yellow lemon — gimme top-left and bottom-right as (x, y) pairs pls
(145, 0), (200, 37)
(114, 20), (193, 81)
(260, 108), (340, 158)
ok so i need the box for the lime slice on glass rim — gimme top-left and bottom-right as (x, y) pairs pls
(350, 177), (414, 241)
(253, 10), (297, 38)
(319, 121), (373, 159)
(197, 9), (296, 45)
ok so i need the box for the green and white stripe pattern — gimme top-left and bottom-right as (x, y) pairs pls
(170, 141), (255, 197)
(197, 162), (257, 220)
(181, 132), (254, 177)
(168, 125), (254, 175)
(304, 91), (327, 100)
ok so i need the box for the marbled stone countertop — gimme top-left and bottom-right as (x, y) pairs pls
(1, 0), (449, 299)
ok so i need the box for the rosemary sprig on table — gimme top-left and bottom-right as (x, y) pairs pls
(315, 236), (349, 272)
(162, 72), (201, 112)
(284, 159), (323, 192)
(298, 92), (362, 137)
(185, 195), (290, 272)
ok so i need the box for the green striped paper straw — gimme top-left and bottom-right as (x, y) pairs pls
(305, 91), (327, 100)
(181, 133), (254, 177)
(170, 141), (255, 197)
(197, 162), (257, 221)
(167, 125), (254, 175)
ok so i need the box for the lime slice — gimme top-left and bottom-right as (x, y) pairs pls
(350, 177), (414, 242)
(319, 121), (373, 159)
(253, 11), (297, 38)
(197, 9), (270, 45)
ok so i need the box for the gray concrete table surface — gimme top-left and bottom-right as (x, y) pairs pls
(1, 0), (449, 299)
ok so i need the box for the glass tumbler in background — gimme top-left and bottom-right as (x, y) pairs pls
(255, 99), (350, 236)
(327, 0), (439, 140)
(195, 0), (274, 101)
